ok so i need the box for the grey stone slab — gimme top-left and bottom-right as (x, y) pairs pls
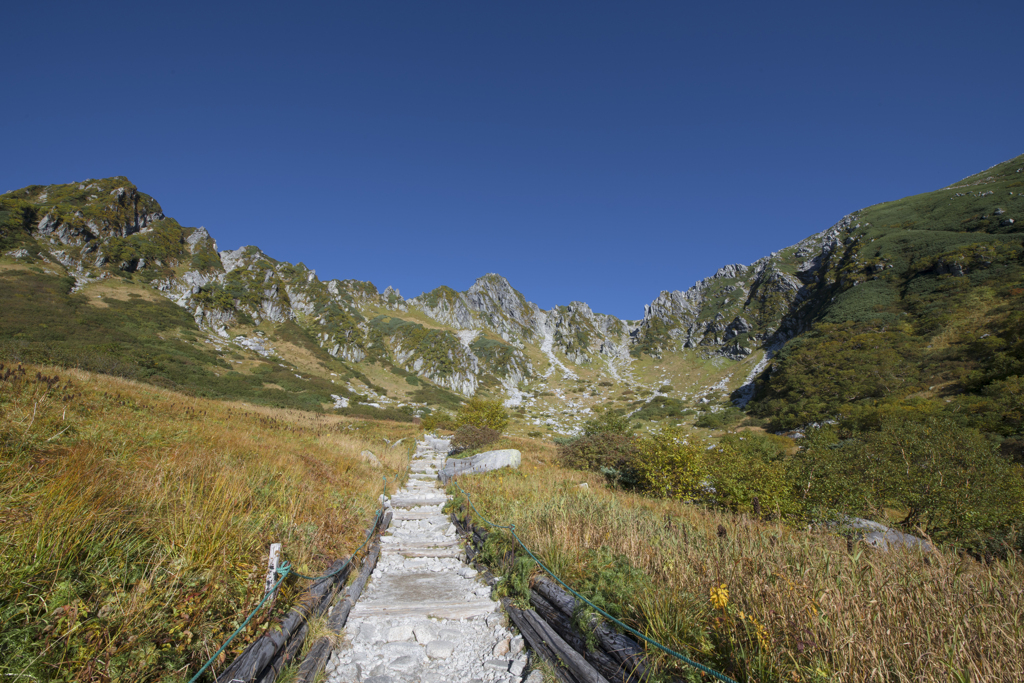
(350, 599), (497, 619)
(390, 498), (448, 508)
(390, 510), (445, 520)
(438, 449), (521, 483)
(485, 658), (511, 670)
(394, 549), (462, 558)
(388, 655), (419, 671)
(425, 640), (455, 659)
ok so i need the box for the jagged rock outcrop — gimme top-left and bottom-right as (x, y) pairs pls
(632, 215), (863, 359)
(1, 175), (877, 397)
(407, 274), (546, 342)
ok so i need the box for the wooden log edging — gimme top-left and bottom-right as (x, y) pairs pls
(292, 516), (388, 683)
(215, 509), (390, 683)
(504, 598), (607, 683)
(454, 507), (648, 683)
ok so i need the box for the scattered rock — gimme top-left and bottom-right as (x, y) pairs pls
(388, 654), (419, 671)
(425, 640), (455, 659)
(493, 638), (511, 657)
(510, 655), (527, 677)
(413, 623), (437, 644)
(361, 449), (382, 468)
(846, 517), (933, 552)
(386, 625), (414, 642)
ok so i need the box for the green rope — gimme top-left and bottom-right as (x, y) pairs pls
(186, 563), (292, 683)
(188, 472), (397, 682)
(454, 479), (740, 683)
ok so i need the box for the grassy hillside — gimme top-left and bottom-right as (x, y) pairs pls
(751, 155), (1024, 426)
(453, 441), (1024, 683)
(0, 363), (416, 681)
(0, 261), (463, 422)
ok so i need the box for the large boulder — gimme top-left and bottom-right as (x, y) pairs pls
(439, 449), (521, 483)
(846, 518), (932, 552)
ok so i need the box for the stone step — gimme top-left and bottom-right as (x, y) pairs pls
(390, 509), (445, 520)
(387, 548), (463, 558)
(391, 498), (448, 508)
(350, 599), (497, 620)
(382, 538), (460, 549)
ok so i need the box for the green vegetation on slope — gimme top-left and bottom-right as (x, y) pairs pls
(0, 269), (338, 411)
(738, 156), (1024, 543)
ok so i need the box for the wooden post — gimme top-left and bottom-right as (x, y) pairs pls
(265, 543), (282, 601)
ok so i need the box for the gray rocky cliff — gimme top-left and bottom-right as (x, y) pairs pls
(3, 175), (870, 396)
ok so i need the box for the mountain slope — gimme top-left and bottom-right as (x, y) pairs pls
(2, 153), (1022, 438)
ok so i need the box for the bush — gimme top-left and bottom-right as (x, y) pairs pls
(451, 425), (500, 453)
(633, 396), (690, 422)
(420, 409), (455, 432)
(582, 411), (635, 437)
(846, 414), (1023, 549)
(694, 406), (745, 430)
(454, 397), (509, 433)
(558, 432), (637, 473)
(632, 428), (706, 500)
(707, 434), (800, 518)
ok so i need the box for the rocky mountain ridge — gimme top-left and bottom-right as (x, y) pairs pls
(4, 153), (1021, 417)
(0, 176), (879, 400)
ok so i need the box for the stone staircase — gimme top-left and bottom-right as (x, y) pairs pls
(324, 437), (536, 683)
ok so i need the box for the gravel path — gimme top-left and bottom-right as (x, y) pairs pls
(324, 436), (539, 683)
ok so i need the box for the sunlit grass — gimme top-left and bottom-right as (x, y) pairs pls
(453, 439), (1024, 682)
(0, 362), (415, 681)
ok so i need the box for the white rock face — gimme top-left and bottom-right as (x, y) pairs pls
(327, 438), (534, 683)
(438, 449), (522, 484)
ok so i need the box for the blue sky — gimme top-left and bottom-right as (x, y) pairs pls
(4, 1), (1022, 319)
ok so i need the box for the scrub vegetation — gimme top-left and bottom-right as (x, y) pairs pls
(453, 439), (1024, 683)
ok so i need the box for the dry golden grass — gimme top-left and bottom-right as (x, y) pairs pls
(77, 278), (168, 308)
(454, 440), (1024, 682)
(0, 363), (416, 681)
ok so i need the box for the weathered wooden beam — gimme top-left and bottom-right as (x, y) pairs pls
(292, 542), (383, 683)
(504, 599), (610, 683)
(532, 577), (648, 682)
(216, 508), (388, 683)
(504, 601), (576, 683)
(529, 592), (629, 683)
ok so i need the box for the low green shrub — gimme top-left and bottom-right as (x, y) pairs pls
(694, 406), (745, 430)
(558, 433), (637, 473)
(582, 411), (635, 437)
(632, 428), (705, 500)
(420, 409), (455, 432)
(454, 397), (509, 433)
(451, 425), (500, 453)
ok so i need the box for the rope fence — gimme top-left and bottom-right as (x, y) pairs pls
(188, 452), (412, 683)
(453, 478), (740, 683)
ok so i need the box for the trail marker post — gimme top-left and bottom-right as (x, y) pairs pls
(265, 543), (282, 602)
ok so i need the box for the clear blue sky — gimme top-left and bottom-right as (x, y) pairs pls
(4, 1), (1022, 319)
